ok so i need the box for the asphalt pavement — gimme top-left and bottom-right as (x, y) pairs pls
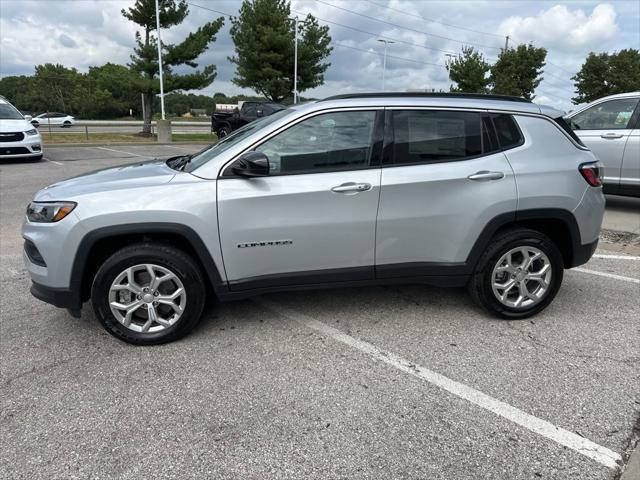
(1, 145), (638, 479)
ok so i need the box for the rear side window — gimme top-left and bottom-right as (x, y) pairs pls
(391, 110), (489, 164)
(491, 114), (524, 150)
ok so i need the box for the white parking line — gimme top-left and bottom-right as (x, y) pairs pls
(43, 157), (63, 166)
(161, 145), (193, 152)
(593, 254), (640, 261)
(96, 146), (146, 157)
(256, 299), (623, 470)
(573, 268), (640, 284)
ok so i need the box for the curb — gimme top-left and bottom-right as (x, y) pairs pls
(43, 142), (214, 147)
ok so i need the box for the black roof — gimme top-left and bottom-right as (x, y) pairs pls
(321, 92), (532, 103)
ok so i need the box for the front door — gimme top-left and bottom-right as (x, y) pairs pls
(217, 109), (383, 290)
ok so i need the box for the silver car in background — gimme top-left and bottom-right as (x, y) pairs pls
(565, 92), (640, 197)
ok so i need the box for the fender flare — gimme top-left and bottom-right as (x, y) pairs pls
(70, 223), (227, 303)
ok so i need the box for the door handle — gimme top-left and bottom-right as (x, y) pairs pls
(467, 171), (505, 181)
(331, 182), (372, 193)
(600, 133), (624, 139)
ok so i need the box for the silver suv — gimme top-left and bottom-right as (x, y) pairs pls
(23, 93), (605, 345)
(565, 91), (639, 197)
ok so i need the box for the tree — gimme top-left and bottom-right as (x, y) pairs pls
(446, 46), (491, 93)
(229, 0), (332, 102)
(489, 44), (547, 100)
(572, 49), (640, 104)
(122, 0), (224, 134)
(88, 63), (142, 117)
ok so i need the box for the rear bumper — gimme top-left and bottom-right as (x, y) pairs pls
(570, 239), (598, 268)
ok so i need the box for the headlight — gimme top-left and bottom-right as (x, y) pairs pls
(26, 202), (76, 223)
(25, 129), (39, 136)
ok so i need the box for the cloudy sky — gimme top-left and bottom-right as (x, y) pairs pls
(1, 0), (638, 110)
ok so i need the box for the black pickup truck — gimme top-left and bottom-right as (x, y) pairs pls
(211, 101), (286, 137)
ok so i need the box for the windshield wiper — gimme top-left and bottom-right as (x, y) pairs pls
(166, 154), (193, 171)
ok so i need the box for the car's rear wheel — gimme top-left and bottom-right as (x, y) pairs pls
(468, 228), (563, 319)
(216, 125), (231, 138)
(62, 121), (72, 128)
(92, 243), (206, 345)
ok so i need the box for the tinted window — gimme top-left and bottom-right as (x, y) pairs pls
(392, 110), (486, 164)
(243, 105), (257, 116)
(492, 114), (523, 150)
(569, 98), (639, 130)
(257, 111), (376, 174)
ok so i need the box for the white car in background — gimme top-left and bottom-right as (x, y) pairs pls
(0, 96), (43, 161)
(565, 92), (639, 197)
(31, 112), (75, 128)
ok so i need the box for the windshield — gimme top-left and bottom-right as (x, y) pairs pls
(0, 103), (24, 120)
(185, 108), (296, 173)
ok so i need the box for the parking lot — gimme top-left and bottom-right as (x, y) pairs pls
(1, 145), (639, 479)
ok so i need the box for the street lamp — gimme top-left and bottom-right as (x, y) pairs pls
(377, 39), (395, 91)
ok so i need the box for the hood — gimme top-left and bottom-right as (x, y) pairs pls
(35, 159), (178, 201)
(0, 119), (33, 133)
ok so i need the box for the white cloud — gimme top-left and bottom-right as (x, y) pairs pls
(499, 3), (618, 51)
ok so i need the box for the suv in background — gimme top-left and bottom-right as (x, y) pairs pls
(212, 101), (285, 137)
(565, 92), (639, 197)
(0, 96), (43, 161)
(23, 93), (604, 345)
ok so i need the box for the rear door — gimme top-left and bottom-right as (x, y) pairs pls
(217, 109), (383, 289)
(375, 109), (517, 277)
(567, 97), (639, 187)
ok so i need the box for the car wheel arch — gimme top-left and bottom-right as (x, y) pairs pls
(72, 223), (226, 304)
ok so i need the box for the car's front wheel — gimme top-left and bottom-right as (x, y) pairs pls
(468, 228), (564, 319)
(216, 125), (231, 138)
(92, 243), (206, 345)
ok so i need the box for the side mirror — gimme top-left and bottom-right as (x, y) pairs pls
(256, 109), (264, 117)
(232, 151), (270, 177)
(24, 115), (32, 122)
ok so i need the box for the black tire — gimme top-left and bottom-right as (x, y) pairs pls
(62, 121), (72, 128)
(468, 228), (564, 319)
(216, 125), (231, 138)
(92, 243), (206, 345)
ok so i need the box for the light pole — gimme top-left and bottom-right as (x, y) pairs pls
(154, 0), (165, 120)
(293, 16), (299, 104)
(377, 39), (394, 91)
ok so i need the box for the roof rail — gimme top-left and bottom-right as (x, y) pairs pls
(321, 92), (532, 103)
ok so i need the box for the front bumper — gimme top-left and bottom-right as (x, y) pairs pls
(30, 281), (81, 314)
(0, 135), (42, 158)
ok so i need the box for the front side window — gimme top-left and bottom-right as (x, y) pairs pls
(256, 110), (377, 174)
(569, 98), (639, 130)
(392, 110), (488, 164)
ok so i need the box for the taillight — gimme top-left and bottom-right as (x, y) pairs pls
(579, 163), (603, 187)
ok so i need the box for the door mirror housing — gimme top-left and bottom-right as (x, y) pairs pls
(232, 151), (270, 177)
(24, 115), (32, 122)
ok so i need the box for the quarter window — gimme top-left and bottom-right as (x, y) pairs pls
(569, 98), (639, 130)
(256, 111), (377, 174)
(492, 114), (524, 150)
(391, 110), (490, 164)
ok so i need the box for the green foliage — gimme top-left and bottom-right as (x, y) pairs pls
(446, 46), (490, 93)
(572, 49), (640, 104)
(489, 44), (547, 100)
(229, 0), (332, 102)
(122, 0), (224, 131)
